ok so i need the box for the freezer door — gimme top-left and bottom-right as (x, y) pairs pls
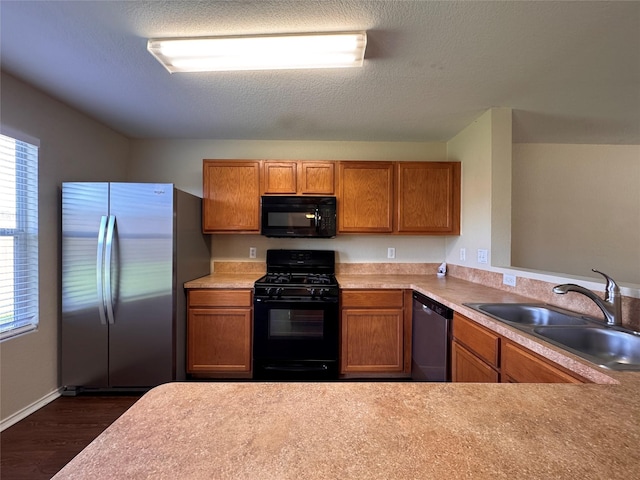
(107, 183), (174, 387)
(61, 183), (110, 388)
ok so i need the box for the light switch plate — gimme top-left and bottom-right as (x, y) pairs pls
(477, 249), (488, 264)
(387, 247), (396, 259)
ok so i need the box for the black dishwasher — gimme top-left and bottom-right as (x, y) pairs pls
(411, 291), (453, 381)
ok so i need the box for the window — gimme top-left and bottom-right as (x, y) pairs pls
(0, 132), (39, 341)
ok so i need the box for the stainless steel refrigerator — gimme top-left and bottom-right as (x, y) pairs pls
(61, 183), (210, 394)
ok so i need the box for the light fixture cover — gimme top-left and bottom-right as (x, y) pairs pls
(147, 31), (367, 73)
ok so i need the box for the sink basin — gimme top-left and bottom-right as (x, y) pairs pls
(465, 303), (594, 326)
(464, 302), (640, 370)
(533, 327), (640, 370)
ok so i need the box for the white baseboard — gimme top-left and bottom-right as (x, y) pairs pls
(1, 388), (62, 432)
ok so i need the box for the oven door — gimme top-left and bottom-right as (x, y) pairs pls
(253, 298), (339, 379)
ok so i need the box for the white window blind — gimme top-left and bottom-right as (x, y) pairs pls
(0, 133), (39, 341)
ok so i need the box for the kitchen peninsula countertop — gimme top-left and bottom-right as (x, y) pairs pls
(52, 273), (640, 478)
(54, 380), (640, 479)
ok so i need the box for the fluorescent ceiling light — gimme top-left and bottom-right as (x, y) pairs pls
(147, 32), (367, 73)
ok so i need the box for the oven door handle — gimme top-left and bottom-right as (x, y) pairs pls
(254, 297), (338, 304)
(263, 364), (329, 373)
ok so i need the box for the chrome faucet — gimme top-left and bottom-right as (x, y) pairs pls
(553, 269), (622, 326)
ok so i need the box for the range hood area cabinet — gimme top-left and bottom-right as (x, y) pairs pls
(262, 161), (335, 195)
(202, 159), (460, 235)
(338, 161), (461, 235)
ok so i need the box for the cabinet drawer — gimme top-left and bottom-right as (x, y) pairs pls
(452, 313), (499, 368)
(502, 341), (586, 384)
(341, 290), (404, 308)
(188, 289), (252, 308)
(451, 341), (499, 383)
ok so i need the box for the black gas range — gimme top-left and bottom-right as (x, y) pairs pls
(253, 249), (339, 380)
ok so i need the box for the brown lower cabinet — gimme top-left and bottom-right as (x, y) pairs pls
(452, 341), (500, 383)
(340, 289), (412, 376)
(184, 288), (588, 383)
(502, 340), (585, 383)
(186, 289), (253, 378)
(452, 312), (588, 383)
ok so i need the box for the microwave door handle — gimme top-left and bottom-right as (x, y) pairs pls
(314, 208), (321, 232)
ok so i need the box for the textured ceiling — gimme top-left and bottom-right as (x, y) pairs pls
(1, 1), (638, 144)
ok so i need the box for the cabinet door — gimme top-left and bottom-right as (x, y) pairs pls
(299, 161), (335, 195)
(451, 341), (499, 383)
(338, 162), (394, 233)
(202, 160), (260, 233)
(452, 313), (500, 368)
(341, 308), (404, 373)
(502, 341), (586, 383)
(262, 161), (297, 194)
(187, 308), (252, 374)
(396, 162), (461, 234)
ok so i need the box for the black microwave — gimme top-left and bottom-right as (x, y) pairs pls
(261, 196), (337, 238)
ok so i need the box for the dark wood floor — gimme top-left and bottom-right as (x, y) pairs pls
(1, 394), (140, 480)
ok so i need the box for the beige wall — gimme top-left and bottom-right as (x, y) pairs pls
(446, 109), (640, 294)
(512, 143), (640, 285)
(0, 72), (130, 423)
(128, 139), (453, 265)
(444, 108), (512, 268)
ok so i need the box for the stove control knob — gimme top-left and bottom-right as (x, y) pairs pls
(265, 287), (273, 296)
(309, 288), (316, 298)
(275, 287), (284, 298)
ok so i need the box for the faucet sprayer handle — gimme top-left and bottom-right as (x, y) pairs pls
(592, 269), (620, 299)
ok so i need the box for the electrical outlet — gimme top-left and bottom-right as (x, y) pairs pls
(387, 247), (396, 259)
(503, 274), (517, 287)
(460, 248), (466, 261)
(249, 247), (256, 259)
(477, 249), (488, 264)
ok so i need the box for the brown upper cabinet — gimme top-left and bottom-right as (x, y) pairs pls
(262, 161), (335, 195)
(337, 161), (461, 235)
(203, 159), (460, 235)
(396, 162), (461, 234)
(338, 161), (395, 233)
(203, 160), (261, 233)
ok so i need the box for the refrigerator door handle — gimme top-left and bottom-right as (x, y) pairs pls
(96, 215), (109, 325)
(104, 215), (116, 325)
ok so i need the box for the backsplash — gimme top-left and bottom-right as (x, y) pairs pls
(213, 261), (265, 274)
(211, 261), (639, 331)
(335, 262), (440, 275)
(447, 265), (640, 332)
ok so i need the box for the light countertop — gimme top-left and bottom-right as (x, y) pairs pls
(54, 380), (640, 479)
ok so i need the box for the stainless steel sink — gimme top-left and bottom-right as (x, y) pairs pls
(464, 303), (596, 326)
(463, 302), (640, 370)
(533, 327), (640, 370)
